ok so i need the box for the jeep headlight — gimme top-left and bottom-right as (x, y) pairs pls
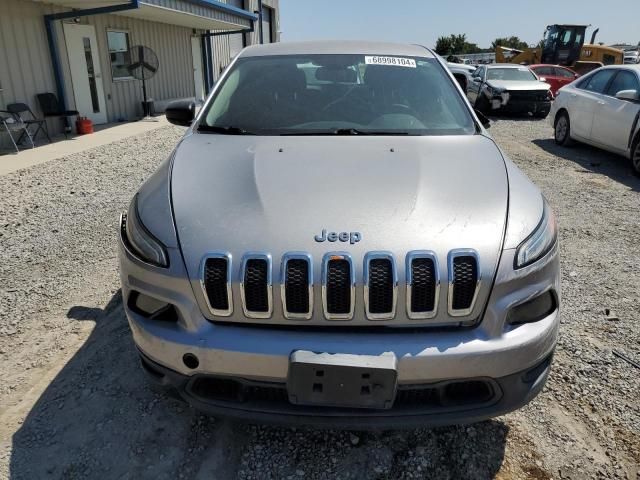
(123, 195), (169, 268)
(515, 198), (557, 269)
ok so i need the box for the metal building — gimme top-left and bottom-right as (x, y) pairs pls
(0, 0), (279, 135)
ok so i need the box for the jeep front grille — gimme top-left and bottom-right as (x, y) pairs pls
(406, 251), (439, 319)
(240, 254), (272, 318)
(364, 252), (396, 320)
(202, 253), (232, 316)
(448, 250), (480, 317)
(322, 253), (355, 320)
(281, 253), (313, 320)
(199, 249), (481, 324)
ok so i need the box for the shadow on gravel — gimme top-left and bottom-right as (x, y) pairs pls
(533, 138), (640, 192)
(10, 291), (509, 479)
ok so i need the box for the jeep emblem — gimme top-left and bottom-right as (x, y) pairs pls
(314, 229), (361, 245)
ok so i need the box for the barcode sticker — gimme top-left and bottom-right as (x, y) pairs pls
(365, 56), (416, 68)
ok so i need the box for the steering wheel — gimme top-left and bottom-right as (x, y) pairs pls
(321, 91), (371, 113)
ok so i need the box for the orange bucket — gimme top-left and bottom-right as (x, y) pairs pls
(76, 117), (94, 135)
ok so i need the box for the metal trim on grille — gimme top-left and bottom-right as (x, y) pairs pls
(406, 250), (440, 319)
(280, 252), (313, 320)
(447, 249), (481, 317)
(239, 252), (273, 319)
(363, 251), (397, 320)
(200, 252), (233, 317)
(321, 252), (356, 320)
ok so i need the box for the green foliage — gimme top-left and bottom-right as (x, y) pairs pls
(435, 34), (484, 56)
(491, 36), (530, 51)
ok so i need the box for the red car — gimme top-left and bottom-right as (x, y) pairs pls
(529, 64), (580, 96)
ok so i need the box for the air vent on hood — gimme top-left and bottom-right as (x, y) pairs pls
(407, 251), (439, 319)
(322, 253), (355, 320)
(364, 252), (396, 320)
(240, 254), (272, 318)
(448, 250), (480, 317)
(281, 253), (313, 320)
(202, 253), (232, 316)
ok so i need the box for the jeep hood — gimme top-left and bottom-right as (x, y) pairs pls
(171, 133), (509, 292)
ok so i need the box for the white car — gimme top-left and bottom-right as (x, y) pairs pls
(551, 65), (640, 175)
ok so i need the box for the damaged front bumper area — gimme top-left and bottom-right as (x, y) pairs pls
(489, 90), (552, 115)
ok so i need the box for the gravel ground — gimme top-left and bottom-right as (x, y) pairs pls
(0, 119), (638, 479)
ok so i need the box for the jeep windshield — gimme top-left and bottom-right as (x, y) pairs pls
(199, 54), (475, 136)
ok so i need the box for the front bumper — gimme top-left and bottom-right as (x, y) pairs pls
(119, 224), (560, 426)
(139, 348), (553, 429)
(490, 96), (551, 115)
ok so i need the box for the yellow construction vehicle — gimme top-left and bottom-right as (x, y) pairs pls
(495, 25), (623, 74)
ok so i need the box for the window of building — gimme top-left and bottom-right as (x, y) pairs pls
(107, 30), (132, 80)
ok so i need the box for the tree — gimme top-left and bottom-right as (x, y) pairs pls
(435, 34), (483, 56)
(491, 36), (529, 51)
(435, 36), (453, 56)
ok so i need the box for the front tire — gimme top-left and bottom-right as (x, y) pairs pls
(632, 137), (640, 177)
(554, 112), (573, 146)
(475, 95), (490, 114)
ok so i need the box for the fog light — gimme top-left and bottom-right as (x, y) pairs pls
(507, 291), (556, 325)
(128, 291), (177, 321)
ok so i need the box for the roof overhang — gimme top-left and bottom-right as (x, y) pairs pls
(36, 0), (255, 31)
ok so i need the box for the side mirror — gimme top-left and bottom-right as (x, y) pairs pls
(615, 89), (640, 102)
(166, 100), (196, 126)
(539, 77), (547, 82)
(475, 109), (491, 129)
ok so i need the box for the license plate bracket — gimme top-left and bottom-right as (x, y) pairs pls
(287, 351), (398, 409)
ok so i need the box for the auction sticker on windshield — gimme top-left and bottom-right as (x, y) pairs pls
(365, 56), (416, 68)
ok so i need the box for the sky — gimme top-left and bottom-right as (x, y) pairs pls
(278, 0), (639, 49)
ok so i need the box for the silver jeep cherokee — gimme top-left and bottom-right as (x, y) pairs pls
(119, 41), (560, 428)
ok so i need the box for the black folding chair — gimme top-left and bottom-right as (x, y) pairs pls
(36, 93), (79, 138)
(0, 110), (34, 153)
(7, 102), (51, 143)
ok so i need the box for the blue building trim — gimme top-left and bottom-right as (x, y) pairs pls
(184, 0), (258, 21)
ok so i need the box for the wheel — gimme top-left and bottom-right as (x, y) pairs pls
(535, 109), (550, 119)
(475, 95), (490, 114)
(632, 137), (640, 177)
(554, 112), (573, 146)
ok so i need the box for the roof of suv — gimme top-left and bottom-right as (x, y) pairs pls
(239, 40), (434, 58)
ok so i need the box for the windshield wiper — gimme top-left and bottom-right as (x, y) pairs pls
(198, 125), (256, 135)
(281, 128), (410, 136)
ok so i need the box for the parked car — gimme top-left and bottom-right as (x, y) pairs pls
(551, 65), (640, 175)
(467, 64), (553, 117)
(437, 54), (476, 92)
(529, 64), (580, 96)
(623, 50), (640, 65)
(120, 41), (560, 428)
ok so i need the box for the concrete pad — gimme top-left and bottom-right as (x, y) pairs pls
(0, 116), (170, 176)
